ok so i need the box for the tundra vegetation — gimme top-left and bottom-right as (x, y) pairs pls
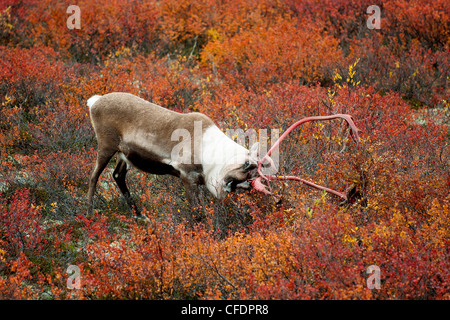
(0, 0), (449, 299)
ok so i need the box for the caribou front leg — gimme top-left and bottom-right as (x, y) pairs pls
(181, 175), (204, 222)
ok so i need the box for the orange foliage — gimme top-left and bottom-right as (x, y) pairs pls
(0, 0), (449, 300)
(201, 18), (343, 87)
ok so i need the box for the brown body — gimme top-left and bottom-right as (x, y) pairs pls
(87, 92), (258, 217)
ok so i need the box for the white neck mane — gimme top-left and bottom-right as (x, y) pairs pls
(201, 125), (249, 197)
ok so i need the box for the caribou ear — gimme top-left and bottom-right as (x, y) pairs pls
(249, 142), (259, 159)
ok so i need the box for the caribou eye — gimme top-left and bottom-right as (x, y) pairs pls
(243, 160), (256, 171)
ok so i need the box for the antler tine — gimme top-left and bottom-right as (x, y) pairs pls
(252, 114), (361, 200)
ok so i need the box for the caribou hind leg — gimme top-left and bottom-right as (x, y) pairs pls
(87, 148), (116, 214)
(112, 157), (143, 218)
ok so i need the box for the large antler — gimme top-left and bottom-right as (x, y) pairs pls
(251, 114), (361, 201)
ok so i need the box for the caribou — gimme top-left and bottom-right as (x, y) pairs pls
(87, 92), (265, 218)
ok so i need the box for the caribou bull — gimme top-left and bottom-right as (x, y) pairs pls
(87, 92), (264, 218)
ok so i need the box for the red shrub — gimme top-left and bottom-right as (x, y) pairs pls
(0, 0), (448, 301)
(0, 189), (43, 257)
